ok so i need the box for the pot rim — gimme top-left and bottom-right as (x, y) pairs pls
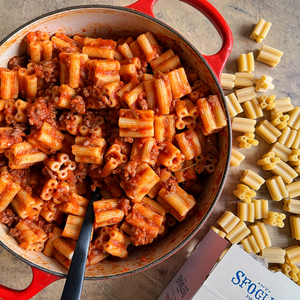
(0, 4), (232, 280)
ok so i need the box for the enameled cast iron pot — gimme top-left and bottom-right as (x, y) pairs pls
(0, 0), (233, 298)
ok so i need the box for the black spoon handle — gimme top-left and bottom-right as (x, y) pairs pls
(61, 189), (100, 300)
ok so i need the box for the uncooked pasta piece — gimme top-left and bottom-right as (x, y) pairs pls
(216, 211), (240, 233)
(233, 184), (256, 203)
(230, 148), (245, 167)
(241, 235), (260, 253)
(248, 222), (271, 250)
(261, 247), (286, 264)
(225, 220), (251, 244)
(237, 202), (254, 222)
(236, 133), (258, 149)
(252, 199), (269, 219)
(237, 52), (255, 73)
(235, 86), (257, 103)
(221, 73), (235, 90)
(250, 19), (272, 43)
(263, 211), (286, 228)
(257, 45), (283, 67)
(225, 93), (243, 118)
(240, 169), (265, 190)
(265, 176), (288, 201)
(232, 117), (256, 133)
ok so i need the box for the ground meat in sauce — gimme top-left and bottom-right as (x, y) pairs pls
(130, 227), (153, 246)
(8, 55), (28, 70)
(0, 208), (19, 228)
(10, 227), (22, 239)
(34, 59), (60, 84)
(119, 198), (131, 216)
(71, 95), (86, 114)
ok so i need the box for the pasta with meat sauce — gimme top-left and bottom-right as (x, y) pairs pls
(0, 30), (226, 268)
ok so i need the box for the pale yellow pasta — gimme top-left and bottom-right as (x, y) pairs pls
(283, 198), (300, 214)
(230, 148), (245, 167)
(250, 19), (272, 43)
(287, 149), (300, 167)
(265, 175), (288, 201)
(243, 98), (263, 119)
(236, 133), (258, 149)
(263, 211), (286, 228)
(280, 261), (299, 283)
(216, 211), (240, 233)
(237, 52), (255, 73)
(257, 152), (280, 171)
(254, 75), (274, 93)
(235, 86), (257, 103)
(221, 73), (235, 89)
(241, 235), (260, 253)
(225, 220), (250, 244)
(270, 97), (294, 115)
(269, 142), (292, 162)
(257, 94), (275, 110)
(255, 119), (281, 144)
(286, 181), (300, 198)
(233, 184), (256, 204)
(225, 93), (243, 118)
(234, 72), (254, 88)
(291, 129), (300, 149)
(252, 199), (269, 219)
(285, 245), (300, 264)
(257, 45), (283, 67)
(261, 247), (286, 264)
(210, 226), (226, 238)
(240, 169), (265, 190)
(231, 117), (256, 133)
(270, 112), (289, 130)
(237, 202), (254, 222)
(290, 215), (300, 240)
(288, 107), (300, 130)
(249, 222), (271, 250)
(278, 127), (297, 148)
(270, 159), (297, 184)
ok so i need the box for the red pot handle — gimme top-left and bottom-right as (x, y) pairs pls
(127, 0), (233, 80)
(0, 266), (61, 300)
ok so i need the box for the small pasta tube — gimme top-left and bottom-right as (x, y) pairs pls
(269, 142), (292, 162)
(225, 220), (250, 244)
(230, 148), (245, 167)
(210, 226), (226, 238)
(221, 73), (235, 89)
(225, 93), (243, 118)
(0, 174), (21, 213)
(0, 70), (19, 99)
(243, 98), (263, 119)
(278, 127), (297, 148)
(265, 176), (288, 201)
(286, 181), (300, 198)
(136, 31), (161, 62)
(270, 159), (297, 184)
(270, 97), (293, 115)
(240, 170), (265, 190)
(270, 112), (289, 130)
(257, 45), (283, 67)
(175, 100), (199, 130)
(263, 211), (286, 228)
(237, 52), (255, 73)
(257, 94), (275, 111)
(167, 67), (192, 99)
(288, 107), (300, 130)
(241, 235), (260, 254)
(254, 75), (274, 93)
(231, 117), (256, 133)
(235, 86), (257, 103)
(150, 49), (181, 74)
(250, 19), (272, 43)
(283, 198), (300, 214)
(53, 237), (76, 261)
(257, 152), (280, 171)
(43, 226), (62, 257)
(249, 222), (271, 250)
(197, 95), (227, 135)
(62, 215), (88, 240)
(285, 245), (300, 264)
(288, 149), (300, 167)
(233, 184), (256, 204)
(252, 199), (269, 219)
(216, 211), (240, 233)
(255, 119), (281, 144)
(280, 261), (299, 283)
(237, 203), (254, 222)
(234, 72), (254, 88)
(236, 133), (258, 149)
(58, 193), (89, 217)
(290, 215), (300, 240)
(261, 247), (286, 264)
(154, 115), (176, 143)
(53, 248), (71, 270)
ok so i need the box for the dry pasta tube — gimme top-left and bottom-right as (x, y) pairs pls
(240, 169), (265, 190)
(270, 97), (293, 116)
(231, 117), (256, 133)
(286, 181), (300, 198)
(242, 98), (263, 119)
(233, 184), (256, 204)
(237, 203), (254, 222)
(283, 198), (300, 214)
(248, 222), (271, 250)
(271, 159), (297, 184)
(216, 211), (240, 233)
(234, 72), (254, 88)
(257, 45), (283, 67)
(285, 245), (300, 264)
(235, 86), (256, 103)
(254, 75), (274, 93)
(288, 107), (300, 130)
(252, 199), (269, 219)
(225, 221), (250, 244)
(250, 19), (272, 43)
(278, 127), (297, 148)
(269, 142), (292, 162)
(221, 73), (235, 89)
(290, 215), (300, 240)
(257, 95), (275, 111)
(225, 93), (243, 118)
(237, 52), (254, 73)
(288, 149), (300, 166)
(270, 112), (289, 130)
(255, 119), (281, 144)
(257, 152), (280, 171)
(291, 129), (300, 149)
(265, 176), (288, 201)
(236, 133), (258, 149)
(263, 211), (286, 228)
(230, 148), (245, 167)
(280, 262), (299, 283)
(261, 247), (286, 264)
(210, 226), (226, 238)
(241, 235), (260, 254)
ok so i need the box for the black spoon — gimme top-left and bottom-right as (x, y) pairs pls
(60, 189), (100, 300)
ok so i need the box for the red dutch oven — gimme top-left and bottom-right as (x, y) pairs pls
(0, 0), (233, 299)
